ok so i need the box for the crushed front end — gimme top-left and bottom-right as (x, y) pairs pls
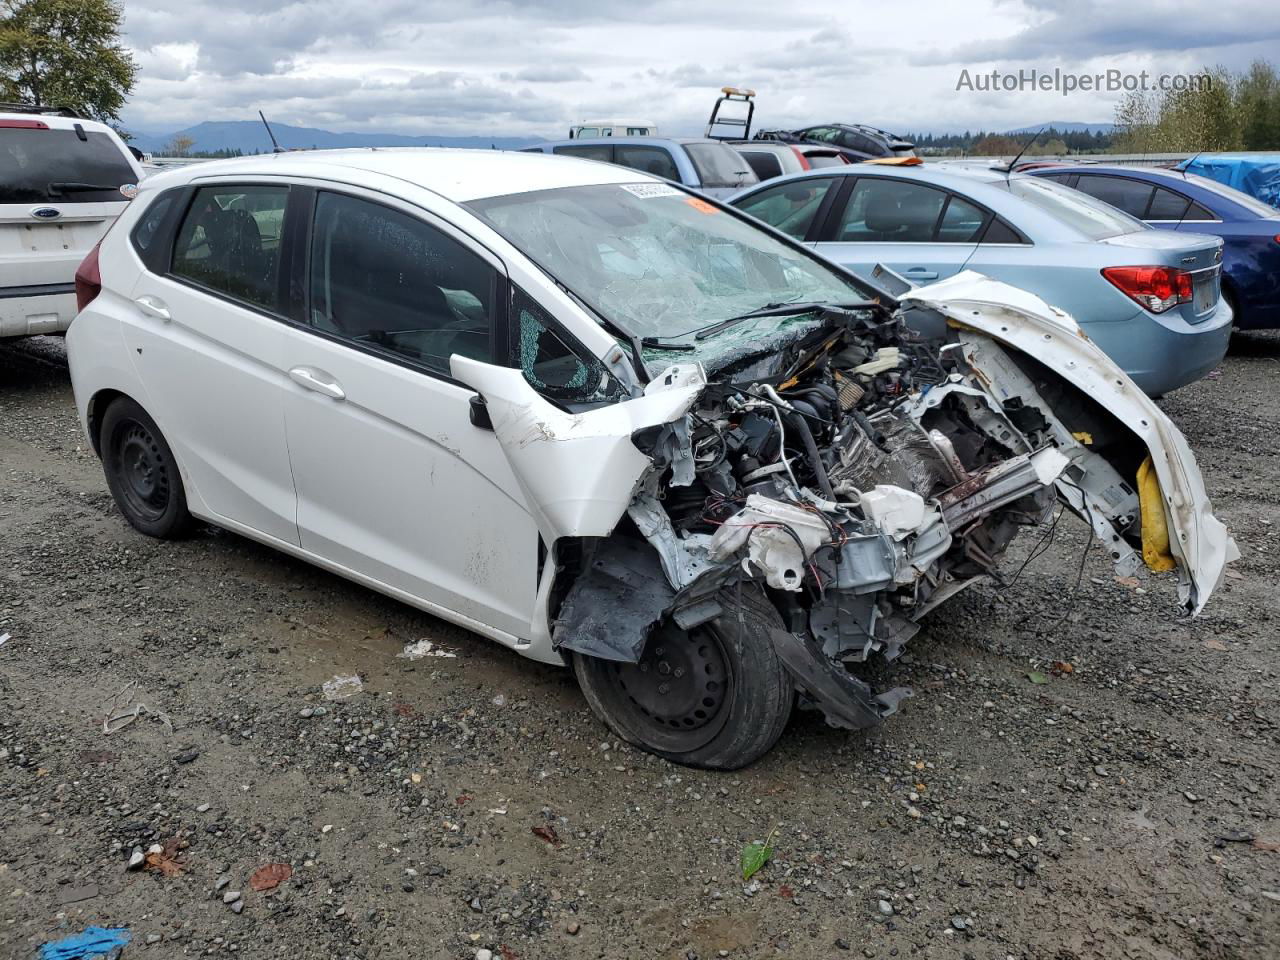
(455, 277), (1235, 739)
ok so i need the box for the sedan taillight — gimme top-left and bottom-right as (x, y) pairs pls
(790, 147), (812, 171)
(1101, 265), (1193, 314)
(74, 242), (103, 312)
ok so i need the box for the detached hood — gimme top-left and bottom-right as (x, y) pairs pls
(902, 271), (1237, 614)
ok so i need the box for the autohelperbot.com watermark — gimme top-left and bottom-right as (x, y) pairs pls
(955, 67), (1213, 97)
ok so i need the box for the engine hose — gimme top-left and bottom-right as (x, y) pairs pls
(785, 410), (836, 502)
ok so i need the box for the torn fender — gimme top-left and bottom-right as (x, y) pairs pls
(451, 357), (706, 541)
(902, 271), (1237, 614)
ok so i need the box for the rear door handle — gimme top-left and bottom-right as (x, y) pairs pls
(134, 295), (171, 321)
(903, 268), (938, 280)
(288, 366), (345, 400)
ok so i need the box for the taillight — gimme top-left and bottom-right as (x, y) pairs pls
(74, 242), (103, 312)
(1101, 265), (1193, 314)
(790, 147), (811, 171)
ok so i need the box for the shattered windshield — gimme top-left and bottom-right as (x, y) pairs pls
(468, 183), (866, 346)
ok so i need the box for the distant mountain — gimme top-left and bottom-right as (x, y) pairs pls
(1004, 121), (1114, 135)
(128, 120), (541, 155)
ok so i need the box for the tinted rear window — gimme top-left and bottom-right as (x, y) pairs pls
(0, 127), (135, 203)
(684, 142), (757, 189)
(1000, 176), (1146, 240)
(741, 150), (784, 181)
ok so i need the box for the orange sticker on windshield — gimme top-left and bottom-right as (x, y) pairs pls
(684, 196), (719, 215)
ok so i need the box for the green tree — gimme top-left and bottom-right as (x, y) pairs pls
(1113, 61), (1280, 153)
(1237, 60), (1280, 150)
(0, 0), (137, 122)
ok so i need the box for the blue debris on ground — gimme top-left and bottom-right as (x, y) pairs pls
(37, 926), (131, 960)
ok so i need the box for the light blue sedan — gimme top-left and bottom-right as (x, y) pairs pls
(729, 165), (1232, 395)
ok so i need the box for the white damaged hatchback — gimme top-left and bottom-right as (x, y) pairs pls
(67, 149), (1236, 769)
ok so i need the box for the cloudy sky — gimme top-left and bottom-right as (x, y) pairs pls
(118, 0), (1279, 137)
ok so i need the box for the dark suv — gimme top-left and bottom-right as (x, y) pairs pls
(757, 124), (915, 163)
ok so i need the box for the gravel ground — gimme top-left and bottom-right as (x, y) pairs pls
(1, 334), (1277, 960)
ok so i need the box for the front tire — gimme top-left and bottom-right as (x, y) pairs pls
(100, 397), (194, 539)
(573, 584), (793, 769)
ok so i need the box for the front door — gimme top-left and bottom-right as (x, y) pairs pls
(279, 188), (540, 638)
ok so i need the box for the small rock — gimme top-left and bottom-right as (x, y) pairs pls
(127, 849), (145, 871)
(878, 899), (894, 916)
(475, 950), (493, 960)
(230, 900), (243, 914)
(1094, 765), (1108, 777)
(222, 890), (241, 904)
(298, 708), (314, 719)
(196, 803), (211, 813)
(566, 921), (580, 935)
(401, 882), (415, 893)
(174, 750), (199, 765)
(835, 937), (851, 950)
(215, 876), (231, 891)
(321, 824), (334, 834)
(145, 934), (161, 945)
(951, 916), (967, 931)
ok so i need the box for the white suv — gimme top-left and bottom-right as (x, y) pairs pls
(66, 149), (1232, 768)
(0, 105), (142, 338)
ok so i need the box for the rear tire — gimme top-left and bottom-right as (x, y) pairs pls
(573, 584), (793, 770)
(100, 397), (194, 539)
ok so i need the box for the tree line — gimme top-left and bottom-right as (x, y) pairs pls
(1113, 60), (1280, 152)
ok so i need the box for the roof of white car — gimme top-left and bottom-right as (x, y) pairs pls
(0, 110), (118, 134)
(146, 147), (649, 202)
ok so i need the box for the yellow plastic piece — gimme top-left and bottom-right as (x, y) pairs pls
(1137, 456), (1176, 573)
(1072, 431), (1093, 445)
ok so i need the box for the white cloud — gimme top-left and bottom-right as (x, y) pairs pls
(117, 0), (1278, 137)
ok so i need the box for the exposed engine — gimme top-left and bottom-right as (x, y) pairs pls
(554, 304), (1109, 728)
(456, 280), (1232, 737)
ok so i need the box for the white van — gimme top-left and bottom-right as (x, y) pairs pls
(568, 120), (658, 139)
(0, 105), (143, 338)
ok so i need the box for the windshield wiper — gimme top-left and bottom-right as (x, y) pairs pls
(640, 336), (696, 351)
(48, 181), (122, 194)
(693, 300), (874, 341)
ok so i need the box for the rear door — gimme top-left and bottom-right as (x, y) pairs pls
(814, 177), (983, 284)
(278, 186), (541, 639)
(124, 180), (299, 544)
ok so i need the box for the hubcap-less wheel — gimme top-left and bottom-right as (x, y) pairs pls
(113, 421), (171, 523)
(604, 621), (732, 752)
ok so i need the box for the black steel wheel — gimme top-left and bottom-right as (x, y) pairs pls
(100, 397), (194, 539)
(573, 583), (793, 769)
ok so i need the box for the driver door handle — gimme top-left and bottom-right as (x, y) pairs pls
(289, 366), (345, 400)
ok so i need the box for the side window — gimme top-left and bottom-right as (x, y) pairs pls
(1147, 187), (1192, 220)
(171, 185), (289, 311)
(1072, 175), (1154, 218)
(936, 195), (988, 242)
(741, 151), (783, 181)
(131, 192), (176, 258)
(308, 192), (495, 376)
(980, 217), (1025, 244)
(553, 145), (613, 162)
(613, 145), (680, 181)
(1183, 201), (1216, 221)
(511, 288), (625, 404)
(836, 179), (947, 242)
(734, 178), (836, 240)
